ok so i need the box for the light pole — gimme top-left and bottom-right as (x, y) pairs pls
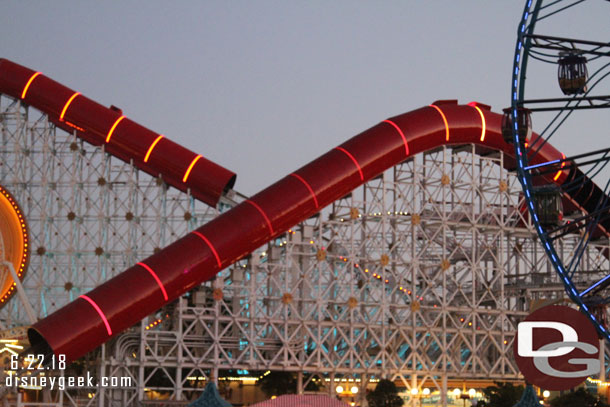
(410, 387), (419, 407)
(454, 387), (477, 407)
(468, 388), (477, 406)
(459, 391), (470, 407)
(542, 390), (550, 406)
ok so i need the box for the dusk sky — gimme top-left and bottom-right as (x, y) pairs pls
(2, 2), (608, 194)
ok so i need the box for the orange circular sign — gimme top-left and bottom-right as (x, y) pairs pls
(0, 185), (28, 306)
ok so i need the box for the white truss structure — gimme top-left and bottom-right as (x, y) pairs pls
(1, 96), (608, 407)
(0, 95), (219, 326)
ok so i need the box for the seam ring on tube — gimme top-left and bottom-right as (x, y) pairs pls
(335, 147), (364, 181)
(290, 173), (319, 208)
(245, 200), (274, 234)
(79, 295), (112, 336)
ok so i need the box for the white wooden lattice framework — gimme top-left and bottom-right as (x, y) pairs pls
(1, 96), (607, 406)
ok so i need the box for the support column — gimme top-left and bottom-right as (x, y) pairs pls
(411, 375), (418, 407)
(600, 339), (608, 404)
(297, 371), (303, 395)
(138, 327), (145, 402)
(4, 262), (36, 324)
(600, 339), (606, 382)
(359, 375), (367, 407)
(212, 367), (219, 385)
(98, 344), (106, 407)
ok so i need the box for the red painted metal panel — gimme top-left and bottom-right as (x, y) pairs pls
(439, 104), (484, 143)
(107, 118), (158, 162)
(295, 149), (364, 209)
(0, 60), (37, 97)
(339, 123), (407, 181)
(23, 75), (75, 118)
(27, 102), (579, 364)
(404, 107), (450, 154)
(29, 297), (108, 364)
(201, 203), (273, 265)
(0, 58), (236, 207)
(59, 94), (121, 146)
(249, 175), (316, 234)
(142, 235), (220, 299)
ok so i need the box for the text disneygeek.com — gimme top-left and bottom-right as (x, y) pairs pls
(3, 372), (132, 391)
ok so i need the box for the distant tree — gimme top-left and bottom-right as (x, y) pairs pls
(366, 379), (403, 407)
(476, 382), (523, 407)
(258, 371), (297, 397)
(549, 388), (609, 407)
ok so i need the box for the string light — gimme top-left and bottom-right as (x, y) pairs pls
(144, 315), (171, 330)
(587, 378), (610, 387)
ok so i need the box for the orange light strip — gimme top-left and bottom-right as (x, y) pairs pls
(59, 92), (80, 121)
(245, 200), (274, 234)
(144, 135), (164, 163)
(105, 116), (125, 143)
(64, 121), (86, 132)
(137, 262), (168, 301)
(21, 72), (41, 99)
(473, 105), (487, 142)
(192, 231), (222, 268)
(335, 147), (364, 181)
(554, 153), (566, 181)
(383, 120), (409, 156)
(290, 173), (319, 208)
(79, 295), (112, 336)
(429, 105), (450, 141)
(183, 155), (202, 183)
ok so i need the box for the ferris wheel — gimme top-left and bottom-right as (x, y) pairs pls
(509, 0), (610, 339)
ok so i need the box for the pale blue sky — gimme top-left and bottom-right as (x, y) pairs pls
(2, 2), (608, 194)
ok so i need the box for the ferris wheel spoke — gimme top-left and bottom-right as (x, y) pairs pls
(526, 149), (610, 181)
(522, 96), (610, 111)
(580, 274), (610, 298)
(536, 0), (587, 21)
(529, 49), (563, 64)
(539, 0), (577, 11)
(525, 108), (574, 160)
(545, 209), (610, 242)
(525, 34), (610, 56)
(565, 201), (610, 277)
(566, 238), (597, 280)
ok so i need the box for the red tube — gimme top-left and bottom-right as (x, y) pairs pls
(28, 101), (572, 363)
(0, 59), (236, 207)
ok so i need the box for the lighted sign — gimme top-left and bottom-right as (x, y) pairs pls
(0, 184), (28, 306)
